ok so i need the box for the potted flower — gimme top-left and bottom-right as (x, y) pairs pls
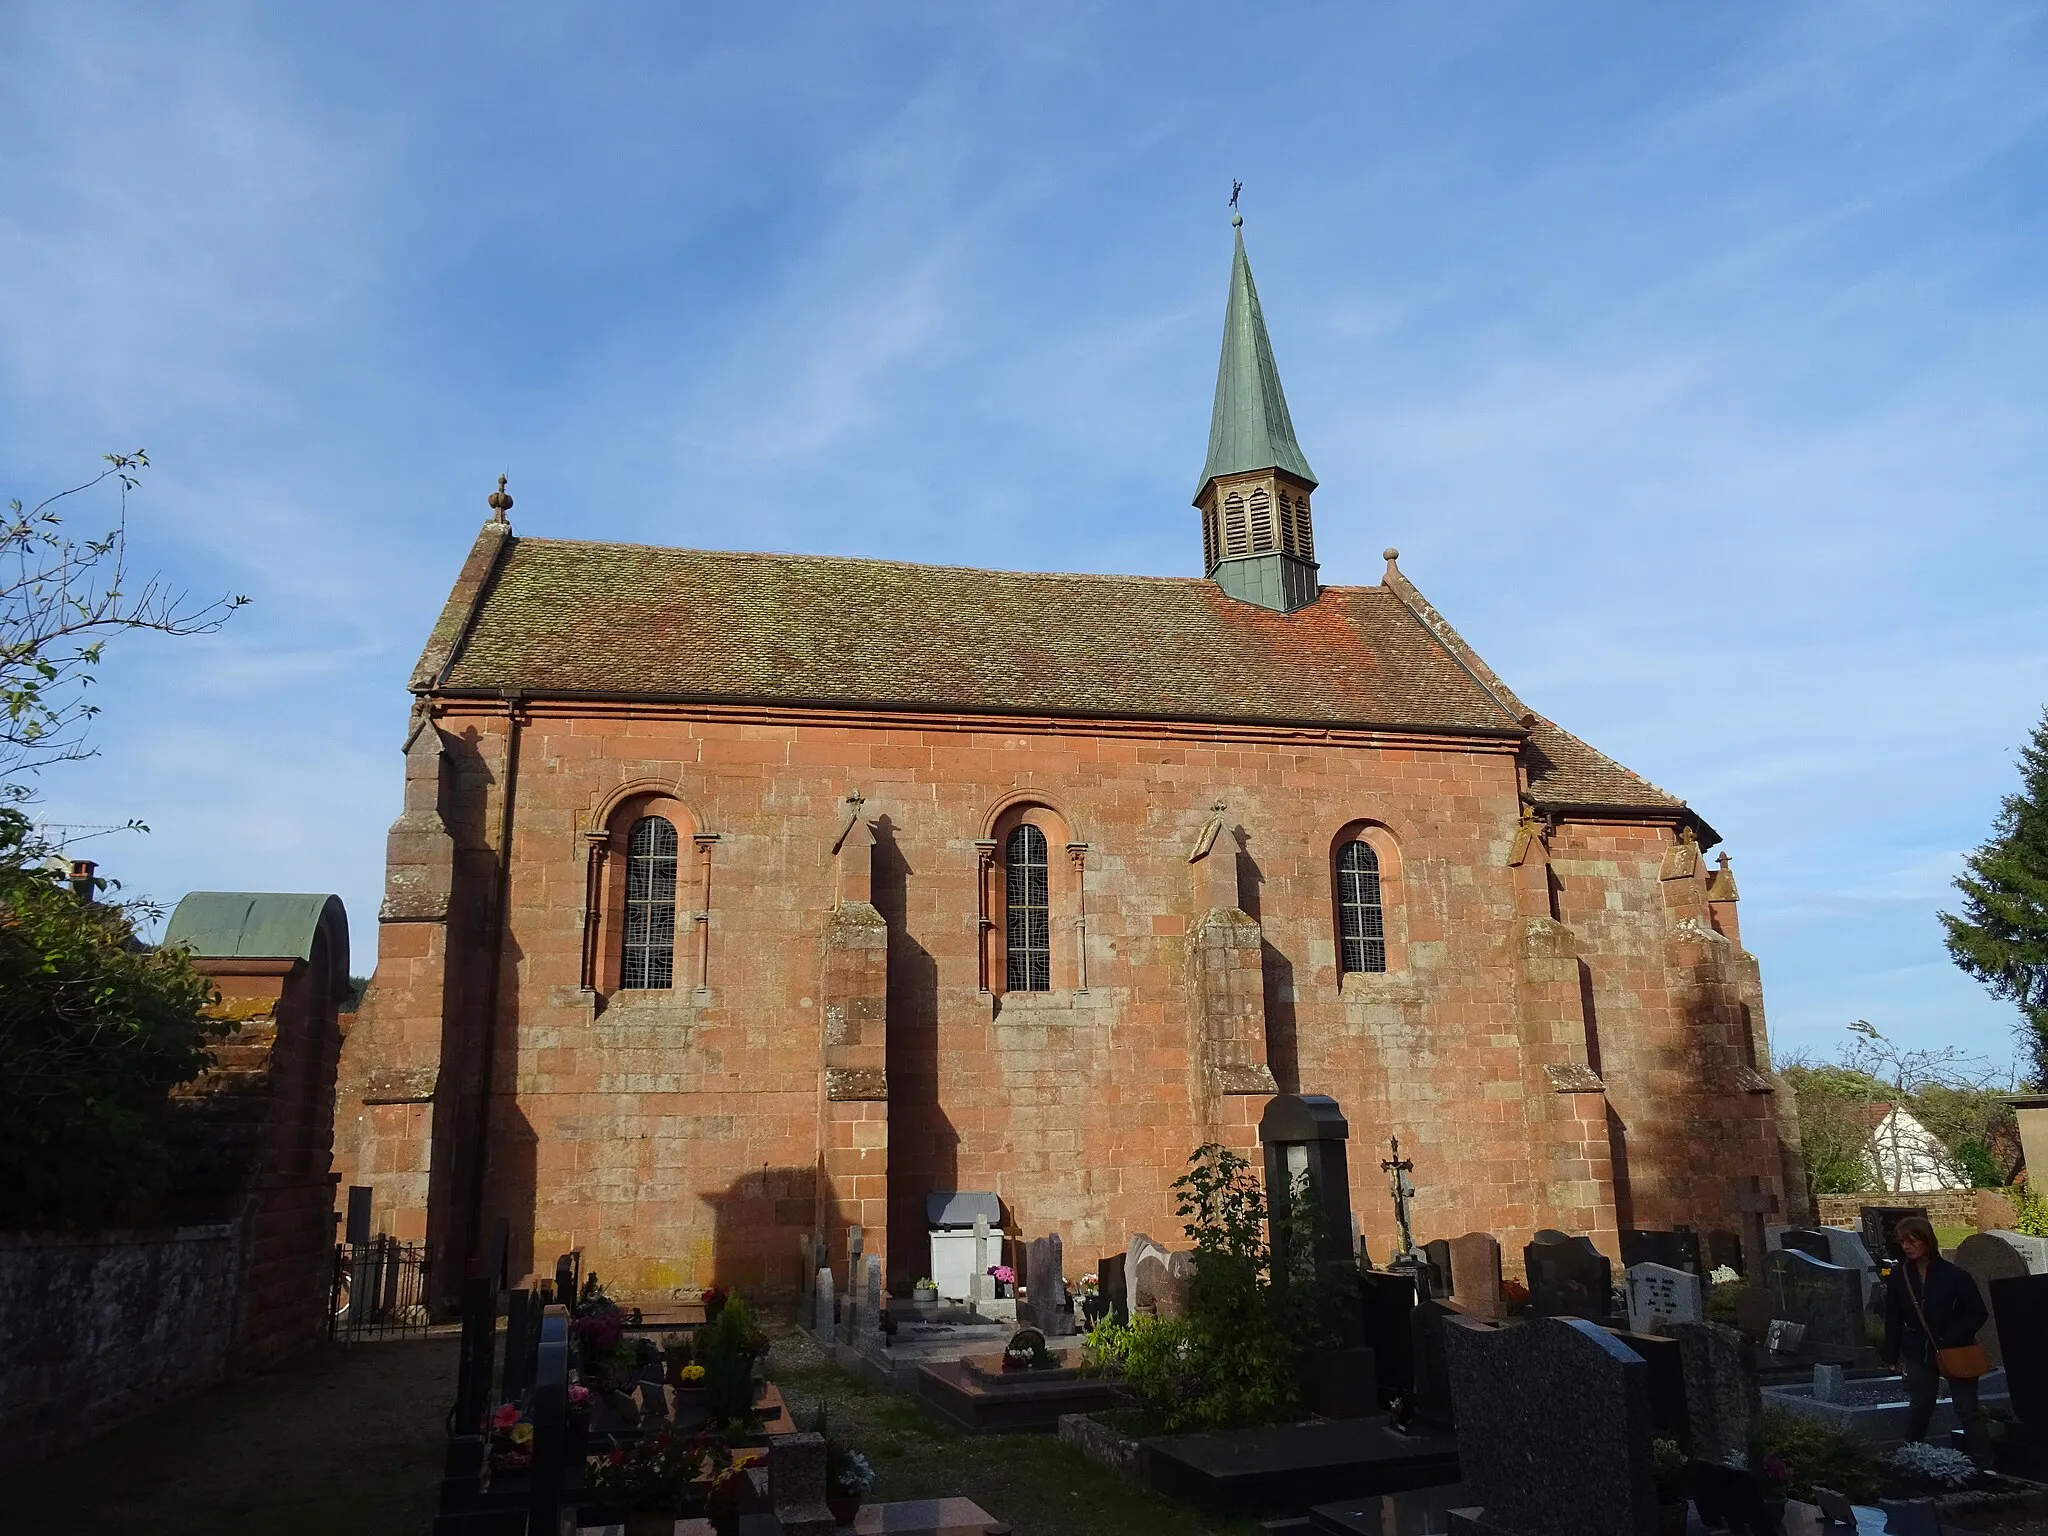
(987, 1263), (1015, 1298)
(489, 1402), (533, 1476)
(585, 1427), (730, 1536)
(912, 1276), (939, 1307)
(1758, 1450), (1792, 1530)
(1651, 1438), (1688, 1536)
(826, 1440), (878, 1527)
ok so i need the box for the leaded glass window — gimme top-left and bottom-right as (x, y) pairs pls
(1005, 823), (1051, 992)
(1337, 839), (1386, 975)
(622, 815), (678, 989)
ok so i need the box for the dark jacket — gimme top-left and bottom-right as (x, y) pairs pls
(1882, 1254), (1988, 1365)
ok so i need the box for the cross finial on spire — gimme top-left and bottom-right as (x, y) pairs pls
(487, 474), (513, 523)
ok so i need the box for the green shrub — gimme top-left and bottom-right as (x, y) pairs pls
(1760, 1408), (1878, 1503)
(2012, 1178), (2048, 1239)
(700, 1295), (768, 1431)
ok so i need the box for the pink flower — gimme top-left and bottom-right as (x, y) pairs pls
(566, 1384), (591, 1407)
(988, 1264), (1015, 1284)
(492, 1403), (520, 1430)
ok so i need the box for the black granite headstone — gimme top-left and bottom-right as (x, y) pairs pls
(1523, 1234), (1613, 1322)
(1777, 1228), (1832, 1263)
(501, 1288), (535, 1402)
(1443, 1314), (1656, 1536)
(1099, 1252), (1128, 1327)
(1620, 1228), (1705, 1280)
(1612, 1329), (1689, 1444)
(1992, 1274), (2048, 1429)
(1410, 1298), (1464, 1429)
(453, 1277), (497, 1436)
(344, 1185), (373, 1247)
(1764, 1248), (1863, 1349)
(1706, 1230), (1744, 1277)
(1358, 1269), (1419, 1404)
(1859, 1206), (1929, 1264)
(1422, 1239), (1452, 1300)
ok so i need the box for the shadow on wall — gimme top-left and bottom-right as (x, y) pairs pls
(1237, 830), (1301, 1095)
(704, 1165), (854, 1298)
(872, 816), (957, 1288)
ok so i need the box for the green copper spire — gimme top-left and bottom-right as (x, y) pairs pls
(1196, 215), (1317, 500)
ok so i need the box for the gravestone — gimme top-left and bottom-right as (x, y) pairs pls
(1442, 1314), (1656, 1536)
(1260, 1093), (1367, 1347)
(1409, 1298), (1464, 1429)
(1674, 1320), (1760, 1467)
(1126, 1232), (1168, 1310)
(768, 1430), (834, 1536)
(813, 1267), (835, 1339)
(1978, 1228), (2048, 1275)
(969, 1214), (992, 1304)
(1624, 1262), (1703, 1336)
(1022, 1233), (1072, 1336)
(1764, 1247), (1863, 1350)
(1132, 1251), (1185, 1319)
(1621, 1228), (1704, 1280)
(1099, 1251), (1128, 1326)
(1359, 1268), (1420, 1403)
(798, 1235), (816, 1311)
(1991, 1274), (2048, 1429)
(453, 1277), (498, 1436)
(1523, 1233), (1613, 1322)
(1817, 1226), (1882, 1303)
(1954, 1232), (2032, 1369)
(858, 1254), (883, 1340)
(1776, 1227), (1833, 1262)
(1447, 1232), (1503, 1320)
(1423, 1239), (1453, 1300)
(1860, 1205), (1928, 1264)
(1812, 1363), (1846, 1404)
(1706, 1229), (1744, 1277)
(1613, 1330), (1689, 1443)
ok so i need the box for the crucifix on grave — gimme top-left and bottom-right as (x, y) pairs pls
(1382, 1137), (1418, 1260)
(1728, 1176), (1778, 1279)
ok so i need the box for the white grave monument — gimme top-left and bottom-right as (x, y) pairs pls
(1625, 1261), (1704, 1335)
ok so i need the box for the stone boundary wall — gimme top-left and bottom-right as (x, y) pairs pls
(1814, 1190), (2008, 1231)
(0, 1224), (241, 1474)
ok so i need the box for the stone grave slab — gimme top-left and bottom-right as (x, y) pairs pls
(1816, 1226), (1881, 1304)
(1445, 1232), (1502, 1321)
(1140, 1417), (1460, 1516)
(1522, 1233), (1613, 1321)
(1624, 1261), (1702, 1336)
(1610, 1329), (1689, 1443)
(915, 1346), (1119, 1432)
(813, 1267), (835, 1339)
(1358, 1268), (1420, 1403)
(1441, 1314), (1655, 1536)
(1674, 1320), (1760, 1466)
(1408, 1298), (1466, 1428)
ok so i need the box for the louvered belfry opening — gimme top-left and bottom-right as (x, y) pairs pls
(1004, 823), (1052, 992)
(622, 815), (679, 988)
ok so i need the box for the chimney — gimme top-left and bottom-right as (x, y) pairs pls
(68, 859), (97, 903)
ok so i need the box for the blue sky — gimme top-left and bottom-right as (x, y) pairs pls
(3, 4), (2044, 1074)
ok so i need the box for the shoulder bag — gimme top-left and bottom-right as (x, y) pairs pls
(1903, 1261), (1990, 1381)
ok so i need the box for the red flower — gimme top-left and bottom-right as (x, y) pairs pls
(492, 1404), (521, 1430)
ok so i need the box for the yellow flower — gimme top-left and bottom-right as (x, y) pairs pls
(680, 1364), (706, 1382)
(510, 1423), (534, 1446)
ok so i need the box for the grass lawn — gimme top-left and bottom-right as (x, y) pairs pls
(766, 1329), (1261, 1536)
(4, 1332), (459, 1535)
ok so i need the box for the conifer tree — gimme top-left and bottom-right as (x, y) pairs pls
(1943, 705), (2048, 1086)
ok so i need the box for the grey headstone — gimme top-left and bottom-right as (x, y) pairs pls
(1444, 1314), (1656, 1536)
(769, 1430), (834, 1536)
(858, 1253), (883, 1338)
(1954, 1232), (2031, 1369)
(1624, 1262), (1703, 1336)
(1023, 1232), (1071, 1336)
(813, 1267), (835, 1339)
(1812, 1362), (1846, 1403)
(1764, 1248), (1863, 1349)
(969, 1214), (992, 1303)
(1674, 1320), (1760, 1467)
(1132, 1251), (1187, 1320)
(1980, 1228), (2048, 1275)
(1447, 1232), (1503, 1321)
(1524, 1233), (1613, 1321)
(1817, 1226), (1881, 1303)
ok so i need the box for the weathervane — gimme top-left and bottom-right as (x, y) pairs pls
(1381, 1137), (1417, 1258)
(1229, 179), (1242, 211)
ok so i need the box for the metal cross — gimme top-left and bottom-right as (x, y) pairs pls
(1381, 1136), (1417, 1258)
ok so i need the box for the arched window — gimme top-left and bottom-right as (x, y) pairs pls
(622, 815), (679, 989)
(1249, 486), (1275, 552)
(1005, 823), (1051, 992)
(1336, 840), (1386, 975)
(1223, 492), (1249, 558)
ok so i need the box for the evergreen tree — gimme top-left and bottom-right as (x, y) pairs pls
(1943, 705), (2048, 1086)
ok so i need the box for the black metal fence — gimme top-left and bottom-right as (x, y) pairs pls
(330, 1237), (431, 1342)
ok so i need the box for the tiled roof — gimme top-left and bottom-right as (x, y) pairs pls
(424, 533), (1692, 817)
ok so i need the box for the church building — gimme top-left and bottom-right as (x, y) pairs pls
(334, 219), (1807, 1300)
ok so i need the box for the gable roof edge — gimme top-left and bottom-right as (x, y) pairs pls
(410, 520), (515, 693)
(1379, 563), (1528, 727)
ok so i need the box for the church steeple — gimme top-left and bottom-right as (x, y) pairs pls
(1194, 213), (1321, 613)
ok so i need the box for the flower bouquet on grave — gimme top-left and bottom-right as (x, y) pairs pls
(701, 1284), (730, 1322)
(1500, 1278), (1531, 1317)
(584, 1426), (732, 1530)
(988, 1263), (1016, 1298)
(823, 1416), (878, 1528)
(488, 1402), (534, 1476)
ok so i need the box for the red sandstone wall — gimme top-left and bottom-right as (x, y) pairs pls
(340, 700), (1788, 1301)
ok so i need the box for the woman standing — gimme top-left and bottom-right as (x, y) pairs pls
(1881, 1215), (1990, 1456)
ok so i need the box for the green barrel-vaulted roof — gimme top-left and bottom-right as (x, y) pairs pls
(165, 892), (349, 985)
(1196, 221), (1317, 500)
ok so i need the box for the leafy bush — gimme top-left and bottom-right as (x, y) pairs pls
(1882, 1442), (1979, 1491)
(0, 807), (225, 1228)
(1082, 1143), (1340, 1433)
(1760, 1408), (1878, 1503)
(2012, 1178), (2048, 1239)
(1652, 1438), (1688, 1503)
